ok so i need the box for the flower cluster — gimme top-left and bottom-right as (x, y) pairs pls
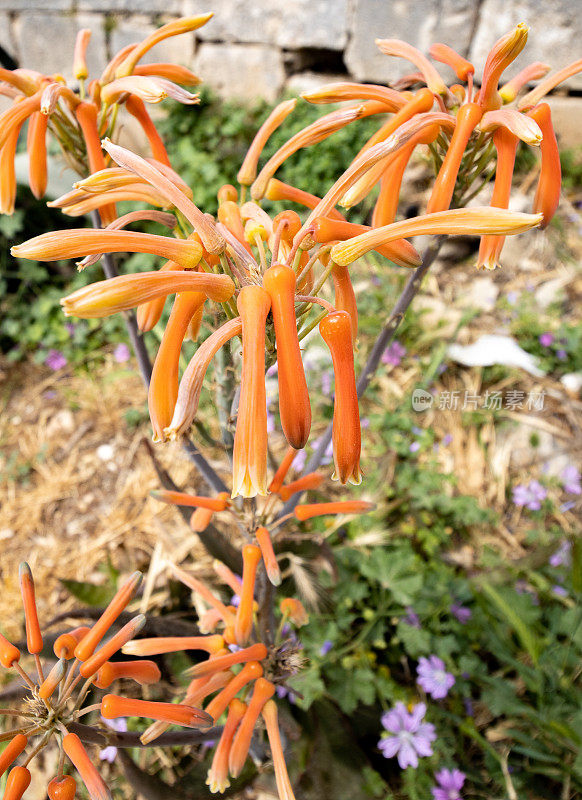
(0, 566), (214, 800)
(0, 15), (208, 215)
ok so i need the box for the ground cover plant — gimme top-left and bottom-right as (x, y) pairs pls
(0, 12), (581, 800)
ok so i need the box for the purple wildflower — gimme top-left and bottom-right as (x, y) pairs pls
(99, 716), (127, 762)
(403, 607), (421, 629)
(432, 768), (466, 800)
(560, 500), (577, 513)
(539, 332), (554, 347)
(562, 466), (581, 495)
(382, 341), (406, 367)
(417, 655), (455, 699)
(512, 480), (547, 511)
(450, 603), (471, 624)
(292, 449), (307, 472)
(409, 441), (421, 453)
(319, 639), (333, 657)
(463, 698), (474, 717)
(442, 434), (453, 446)
(506, 291), (519, 305)
(378, 702), (436, 769)
(113, 343), (130, 363)
(276, 684), (298, 704)
(556, 349), (567, 360)
(321, 370), (333, 395)
(45, 349), (67, 371)
(552, 585), (568, 597)
(65, 322), (76, 336)
(549, 540), (571, 568)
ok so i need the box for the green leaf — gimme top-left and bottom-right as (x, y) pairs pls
(59, 579), (116, 607)
(479, 581), (541, 664)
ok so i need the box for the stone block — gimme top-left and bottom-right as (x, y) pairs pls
(0, 0), (72, 10)
(183, 0), (348, 49)
(13, 12), (80, 77)
(0, 12), (17, 61)
(470, 0), (582, 90)
(109, 15), (195, 68)
(545, 95), (582, 150)
(193, 42), (285, 102)
(345, 0), (479, 83)
(77, 0), (184, 12)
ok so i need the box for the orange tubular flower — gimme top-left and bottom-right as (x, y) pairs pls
(73, 28), (91, 80)
(19, 562), (42, 655)
(478, 23), (529, 110)
(0, 89), (42, 151)
(319, 311), (361, 485)
(478, 128), (518, 270)
(188, 643), (268, 680)
(331, 262), (358, 342)
(12, 229), (203, 270)
(79, 615), (146, 679)
(255, 526), (281, 587)
(262, 700), (296, 800)
(232, 286), (271, 498)
(102, 139), (225, 255)
(149, 290), (206, 441)
(500, 61), (550, 104)
(62, 733), (111, 800)
(74, 571), (142, 661)
(234, 545), (262, 646)
(3, 767), (31, 800)
(429, 43), (474, 82)
(115, 14), (213, 78)
(295, 501), (375, 521)
(170, 565), (235, 627)
(279, 472), (325, 502)
(75, 102), (115, 225)
(269, 446), (298, 493)
(0, 735), (27, 776)
(308, 217), (421, 269)
(26, 111), (48, 199)
(479, 109), (542, 145)
(372, 144), (414, 228)
(527, 103), (561, 228)
(38, 658), (66, 700)
(427, 102), (484, 213)
(58, 270), (233, 320)
(301, 81), (406, 110)
(229, 678), (275, 778)
(265, 179), (346, 222)
(53, 627), (90, 660)
(122, 635), (225, 657)
(125, 95), (171, 166)
(151, 489), (229, 511)
(166, 317), (242, 439)
(136, 260), (181, 332)
(518, 58), (582, 110)
(205, 661), (263, 723)
(280, 598), (309, 627)
(206, 699), (247, 793)
(0, 124), (19, 215)
(133, 63), (202, 85)
(251, 105), (367, 200)
(237, 98), (297, 186)
(330, 207), (543, 266)
(94, 660), (161, 689)
(376, 39), (449, 96)
(101, 695), (213, 728)
(0, 633), (21, 668)
(263, 264), (312, 449)
(217, 200), (254, 255)
(48, 776), (77, 800)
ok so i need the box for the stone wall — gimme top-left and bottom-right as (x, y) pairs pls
(0, 0), (580, 144)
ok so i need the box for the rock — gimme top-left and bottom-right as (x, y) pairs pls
(47, 409), (75, 437)
(0, 13), (17, 61)
(193, 43), (285, 102)
(470, 0), (582, 90)
(78, 0), (183, 12)
(13, 11), (107, 80)
(546, 95), (582, 150)
(561, 372), (582, 398)
(96, 443), (115, 462)
(534, 276), (568, 308)
(345, 0), (479, 83)
(183, 0), (348, 50)
(457, 275), (499, 311)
